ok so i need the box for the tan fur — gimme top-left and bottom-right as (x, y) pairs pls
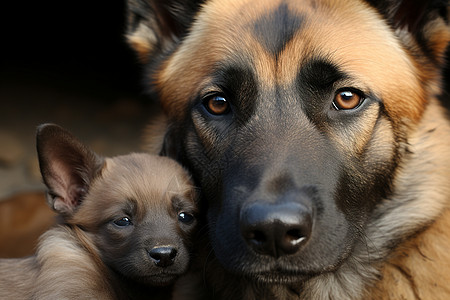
(156, 0), (433, 123)
(127, 35), (154, 64)
(367, 208), (450, 300)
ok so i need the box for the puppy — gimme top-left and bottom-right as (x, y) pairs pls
(0, 124), (197, 299)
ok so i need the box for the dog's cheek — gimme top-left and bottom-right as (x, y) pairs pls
(166, 119), (225, 259)
(181, 127), (235, 257)
(333, 138), (399, 231)
(181, 126), (226, 201)
(206, 185), (249, 269)
(94, 225), (137, 269)
(178, 221), (197, 248)
(326, 107), (399, 213)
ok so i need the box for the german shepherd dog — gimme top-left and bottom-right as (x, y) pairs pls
(0, 124), (197, 299)
(126, 0), (450, 299)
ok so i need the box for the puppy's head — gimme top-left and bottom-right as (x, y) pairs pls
(37, 124), (197, 286)
(126, 0), (450, 285)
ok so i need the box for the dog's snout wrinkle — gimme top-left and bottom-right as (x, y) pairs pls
(148, 246), (178, 267)
(240, 201), (313, 258)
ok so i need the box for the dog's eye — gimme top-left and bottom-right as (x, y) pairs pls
(332, 90), (364, 110)
(203, 94), (230, 115)
(178, 212), (195, 225)
(113, 217), (132, 227)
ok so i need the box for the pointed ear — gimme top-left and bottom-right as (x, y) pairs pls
(366, 0), (450, 63)
(125, 0), (203, 63)
(36, 124), (104, 216)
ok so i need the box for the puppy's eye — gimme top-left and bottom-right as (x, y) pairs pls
(332, 90), (364, 110)
(113, 217), (132, 227)
(178, 212), (195, 225)
(203, 94), (230, 115)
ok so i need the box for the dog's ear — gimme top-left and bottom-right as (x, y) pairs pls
(160, 126), (179, 158)
(125, 0), (204, 63)
(36, 124), (104, 216)
(143, 112), (177, 156)
(366, 0), (450, 63)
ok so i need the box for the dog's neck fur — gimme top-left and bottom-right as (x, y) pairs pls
(200, 98), (450, 299)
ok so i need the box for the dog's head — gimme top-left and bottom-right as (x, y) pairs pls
(36, 124), (197, 286)
(126, 0), (450, 284)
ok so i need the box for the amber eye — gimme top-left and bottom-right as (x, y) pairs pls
(333, 90), (363, 110)
(203, 94), (230, 115)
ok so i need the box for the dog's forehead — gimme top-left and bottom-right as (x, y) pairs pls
(158, 0), (424, 122)
(251, 2), (305, 56)
(74, 155), (195, 228)
(96, 154), (193, 210)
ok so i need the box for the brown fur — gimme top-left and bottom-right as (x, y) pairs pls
(0, 124), (197, 299)
(0, 226), (115, 299)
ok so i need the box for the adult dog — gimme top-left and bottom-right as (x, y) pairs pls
(126, 0), (450, 298)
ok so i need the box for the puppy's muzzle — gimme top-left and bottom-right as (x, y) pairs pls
(240, 193), (313, 258)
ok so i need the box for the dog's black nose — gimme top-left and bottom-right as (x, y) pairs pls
(148, 246), (178, 267)
(240, 201), (313, 258)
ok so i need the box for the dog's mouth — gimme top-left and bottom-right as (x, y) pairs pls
(250, 268), (313, 285)
(139, 272), (181, 286)
(228, 242), (353, 286)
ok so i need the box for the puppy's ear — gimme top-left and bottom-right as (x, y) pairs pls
(125, 0), (203, 63)
(366, 0), (450, 63)
(36, 124), (104, 216)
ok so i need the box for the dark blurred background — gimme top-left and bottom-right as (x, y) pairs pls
(0, 0), (159, 198)
(0, 1), (449, 199)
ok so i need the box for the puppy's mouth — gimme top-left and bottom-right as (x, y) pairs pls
(140, 272), (181, 286)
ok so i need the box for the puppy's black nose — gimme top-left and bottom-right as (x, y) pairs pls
(148, 246), (178, 267)
(240, 201), (313, 258)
